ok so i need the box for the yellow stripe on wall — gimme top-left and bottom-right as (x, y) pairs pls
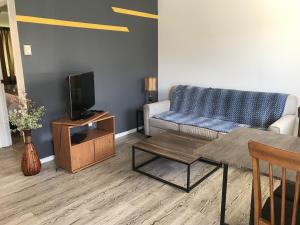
(112, 7), (159, 20)
(16, 15), (129, 32)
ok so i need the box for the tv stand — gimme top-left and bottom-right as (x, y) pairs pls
(80, 110), (95, 119)
(72, 110), (95, 121)
(52, 112), (115, 173)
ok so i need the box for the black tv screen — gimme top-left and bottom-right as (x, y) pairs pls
(67, 72), (95, 120)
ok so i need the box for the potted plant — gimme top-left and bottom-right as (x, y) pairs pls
(8, 95), (46, 176)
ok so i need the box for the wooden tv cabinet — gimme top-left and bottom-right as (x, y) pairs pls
(52, 112), (115, 173)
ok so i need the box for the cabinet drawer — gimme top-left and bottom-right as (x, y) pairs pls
(71, 141), (95, 171)
(94, 134), (115, 161)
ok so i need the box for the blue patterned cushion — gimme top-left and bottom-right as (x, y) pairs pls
(154, 111), (250, 133)
(154, 85), (288, 133)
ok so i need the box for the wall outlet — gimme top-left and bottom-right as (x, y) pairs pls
(23, 45), (32, 56)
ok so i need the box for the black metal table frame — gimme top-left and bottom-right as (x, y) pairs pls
(220, 163), (255, 225)
(136, 108), (144, 134)
(132, 146), (222, 193)
(220, 163), (229, 225)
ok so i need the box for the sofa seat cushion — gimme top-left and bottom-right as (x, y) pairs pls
(180, 124), (218, 140)
(149, 117), (179, 131)
(154, 111), (249, 133)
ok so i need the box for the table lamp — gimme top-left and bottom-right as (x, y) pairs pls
(145, 76), (157, 103)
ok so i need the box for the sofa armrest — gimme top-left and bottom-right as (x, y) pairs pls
(143, 100), (170, 135)
(268, 115), (297, 135)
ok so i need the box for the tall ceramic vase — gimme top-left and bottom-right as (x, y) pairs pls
(21, 130), (41, 176)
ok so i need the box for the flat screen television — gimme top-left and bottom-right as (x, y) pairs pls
(66, 72), (95, 120)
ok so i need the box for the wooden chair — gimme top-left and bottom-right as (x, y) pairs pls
(248, 140), (300, 225)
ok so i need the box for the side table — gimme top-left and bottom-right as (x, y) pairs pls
(298, 106), (300, 137)
(136, 107), (144, 134)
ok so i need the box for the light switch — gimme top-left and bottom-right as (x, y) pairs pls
(23, 45), (32, 56)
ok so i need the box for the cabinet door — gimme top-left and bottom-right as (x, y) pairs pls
(71, 141), (95, 171)
(94, 134), (115, 161)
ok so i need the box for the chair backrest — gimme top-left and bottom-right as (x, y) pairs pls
(249, 141), (300, 225)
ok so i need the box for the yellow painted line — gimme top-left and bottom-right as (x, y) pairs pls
(112, 7), (158, 20)
(16, 15), (129, 32)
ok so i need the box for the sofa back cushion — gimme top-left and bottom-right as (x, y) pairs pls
(170, 85), (288, 128)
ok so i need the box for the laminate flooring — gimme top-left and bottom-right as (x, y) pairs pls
(0, 133), (276, 225)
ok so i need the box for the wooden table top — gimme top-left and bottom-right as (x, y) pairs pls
(199, 128), (300, 181)
(133, 131), (210, 164)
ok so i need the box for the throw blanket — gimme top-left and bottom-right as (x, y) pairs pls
(154, 85), (288, 133)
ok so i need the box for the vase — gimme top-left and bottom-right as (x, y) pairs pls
(21, 130), (41, 176)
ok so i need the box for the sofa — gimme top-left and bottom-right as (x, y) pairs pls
(144, 85), (298, 140)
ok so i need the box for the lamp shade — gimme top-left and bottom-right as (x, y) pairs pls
(145, 76), (157, 92)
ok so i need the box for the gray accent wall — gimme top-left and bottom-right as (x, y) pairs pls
(15, 0), (158, 158)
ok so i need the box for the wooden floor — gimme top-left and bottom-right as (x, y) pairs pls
(0, 133), (275, 225)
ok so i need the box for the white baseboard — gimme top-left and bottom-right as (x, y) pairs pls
(40, 155), (55, 164)
(40, 128), (139, 164)
(115, 128), (138, 138)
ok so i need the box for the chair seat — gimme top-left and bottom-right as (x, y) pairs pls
(274, 180), (297, 203)
(261, 181), (300, 225)
(250, 181), (300, 225)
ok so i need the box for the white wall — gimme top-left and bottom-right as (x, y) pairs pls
(158, 0), (300, 102)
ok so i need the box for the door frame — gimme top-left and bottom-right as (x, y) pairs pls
(0, 0), (25, 148)
(0, 61), (12, 147)
(7, 0), (25, 95)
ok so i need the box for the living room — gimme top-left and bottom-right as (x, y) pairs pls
(0, 0), (300, 225)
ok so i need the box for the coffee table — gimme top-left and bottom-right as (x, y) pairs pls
(132, 131), (221, 192)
